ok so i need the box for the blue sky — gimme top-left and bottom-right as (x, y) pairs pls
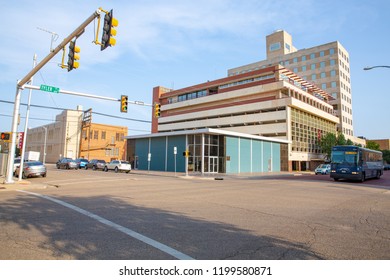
(1, 0), (389, 139)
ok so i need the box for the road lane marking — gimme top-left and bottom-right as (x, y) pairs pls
(17, 190), (194, 260)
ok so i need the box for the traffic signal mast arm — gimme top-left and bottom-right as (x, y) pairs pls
(17, 8), (104, 88)
(22, 84), (153, 107)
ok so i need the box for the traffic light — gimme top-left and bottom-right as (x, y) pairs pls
(101, 9), (118, 51)
(67, 40), (80, 71)
(154, 103), (161, 118)
(120, 95), (128, 113)
(1, 132), (11, 142)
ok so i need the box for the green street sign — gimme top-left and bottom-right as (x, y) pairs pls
(40, 84), (60, 93)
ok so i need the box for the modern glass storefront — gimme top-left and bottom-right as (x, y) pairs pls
(126, 129), (289, 174)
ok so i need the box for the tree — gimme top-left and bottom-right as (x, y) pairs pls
(319, 132), (337, 160)
(366, 141), (380, 151)
(336, 133), (346, 146)
(382, 150), (390, 164)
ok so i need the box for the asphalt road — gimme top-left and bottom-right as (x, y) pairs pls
(1, 166), (390, 260)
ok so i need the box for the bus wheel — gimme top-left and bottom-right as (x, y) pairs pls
(361, 173), (365, 182)
(376, 171), (381, 179)
(334, 178), (339, 181)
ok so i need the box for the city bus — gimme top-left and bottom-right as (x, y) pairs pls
(330, 145), (384, 182)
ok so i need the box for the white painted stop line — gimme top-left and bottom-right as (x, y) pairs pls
(17, 190), (194, 260)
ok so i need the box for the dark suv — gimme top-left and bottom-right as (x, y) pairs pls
(85, 159), (106, 170)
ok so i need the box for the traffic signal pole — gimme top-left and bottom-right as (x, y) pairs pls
(5, 9), (102, 184)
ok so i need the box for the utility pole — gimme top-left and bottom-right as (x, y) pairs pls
(5, 9), (102, 184)
(18, 54), (37, 181)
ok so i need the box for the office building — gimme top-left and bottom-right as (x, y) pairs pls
(149, 64), (339, 172)
(228, 30), (363, 145)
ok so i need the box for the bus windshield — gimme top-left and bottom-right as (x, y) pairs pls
(331, 151), (358, 165)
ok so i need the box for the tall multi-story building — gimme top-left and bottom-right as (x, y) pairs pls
(228, 30), (363, 145)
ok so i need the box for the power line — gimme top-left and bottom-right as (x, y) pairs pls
(0, 99), (151, 124)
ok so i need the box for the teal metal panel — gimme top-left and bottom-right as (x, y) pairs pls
(167, 135), (186, 172)
(252, 140), (262, 172)
(150, 137), (167, 171)
(135, 138), (149, 170)
(226, 136), (239, 173)
(272, 143), (281, 171)
(240, 138), (251, 173)
(263, 141), (272, 172)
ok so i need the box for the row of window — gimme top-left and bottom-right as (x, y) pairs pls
(167, 74), (276, 104)
(291, 108), (336, 153)
(81, 130), (125, 142)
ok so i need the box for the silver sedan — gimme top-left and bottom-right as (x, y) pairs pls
(15, 161), (47, 179)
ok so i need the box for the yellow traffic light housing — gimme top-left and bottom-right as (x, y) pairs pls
(67, 40), (80, 71)
(154, 103), (161, 118)
(120, 95), (128, 113)
(101, 9), (118, 51)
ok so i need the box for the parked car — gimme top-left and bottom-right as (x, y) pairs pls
(86, 159), (106, 170)
(315, 164), (331, 175)
(104, 160), (131, 173)
(13, 158), (23, 175)
(384, 163), (390, 171)
(75, 158), (89, 169)
(15, 161), (46, 179)
(56, 158), (78, 170)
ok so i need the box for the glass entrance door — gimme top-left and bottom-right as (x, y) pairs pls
(209, 156), (218, 173)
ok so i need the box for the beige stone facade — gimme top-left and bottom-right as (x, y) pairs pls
(26, 107), (83, 163)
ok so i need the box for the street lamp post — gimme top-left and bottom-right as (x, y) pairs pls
(363, 65), (390, 70)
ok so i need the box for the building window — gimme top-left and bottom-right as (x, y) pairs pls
(302, 65), (307, 71)
(329, 48), (335, 55)
(330, 70), (336, 77)
(320, 51), (325, 57)
(320, 61), (326, 68)
(320, 72), (326, 78)
(270, 42), (281, 51)
(321, 83), (327, 89)
(94, 130), (99, 140)
(293, 57), (298, 63)
(293, 67), (298, 73)
(330, 59), (336, 66)
(285, 43), (291, 51)
(302, 55), (306, 61)
(331, 81), (337, 88)
(311, 64), (316, 70)
(310, 53), (315, 59)
(101, 131), (106, 140)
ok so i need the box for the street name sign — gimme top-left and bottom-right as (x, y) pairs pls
(40, 84), (60, 93)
